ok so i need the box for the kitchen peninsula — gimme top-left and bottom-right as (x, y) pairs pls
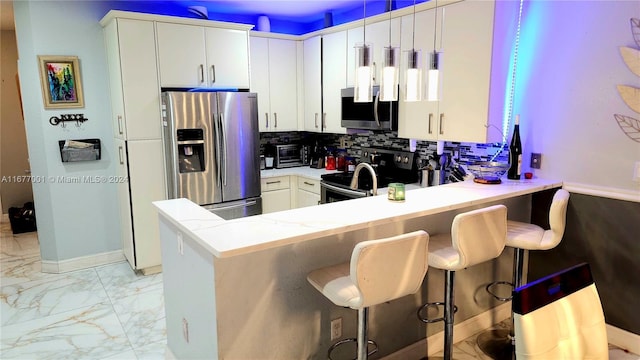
(154, 178), (561, 359)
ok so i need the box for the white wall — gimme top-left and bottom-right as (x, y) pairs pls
(515, 1), (640, 194)
(13, 1), (120, 263)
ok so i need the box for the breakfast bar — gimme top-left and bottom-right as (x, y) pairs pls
(154, 178), (562, 359)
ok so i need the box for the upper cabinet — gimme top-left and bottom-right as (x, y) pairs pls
(103, 18), (161, 140)
(399, 0), (509, 143)
(321, 31), (347, 134)
(156, 22), (250, 89)
(347, 19), (401, 88)
(250, 36), (298, 132)
(303, 36), (322, 132)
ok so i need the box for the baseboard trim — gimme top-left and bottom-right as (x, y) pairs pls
(41, 250), (125, 273)
(382, 302), (512, 360)
(607, 324), (640, 355)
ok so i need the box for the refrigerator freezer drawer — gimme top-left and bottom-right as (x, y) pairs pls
(203, 197), (262, 220)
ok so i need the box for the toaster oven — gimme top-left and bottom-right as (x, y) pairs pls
(275, 144), (304, 168)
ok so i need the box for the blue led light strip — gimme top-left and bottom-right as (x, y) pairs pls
(492, 0), (524, 161)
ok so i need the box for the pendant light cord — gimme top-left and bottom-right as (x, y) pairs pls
(363, 0), (366, 44)
(411, 0), (416, 50)
(433, 0), (438, 52)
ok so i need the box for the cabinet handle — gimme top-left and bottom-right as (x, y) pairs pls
(274, 113), (278, 128)
(266, 180), (281, 185)
(117, 115), (123, 135)
(199, 64), (205, 84)
(428, 113), (433, 134)
(118, 145), (124, 165)
(211, 65), (216, 84)
(303, 181), (314, 186)
(265, 113), (269, 128)
(439, 113), (444, 135)
(322, 113), (327, 130)
(314, 113), (319, 128)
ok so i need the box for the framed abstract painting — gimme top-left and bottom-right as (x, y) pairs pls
(38, 55), (84, 109)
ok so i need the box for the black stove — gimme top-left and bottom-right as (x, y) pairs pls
(320, 147), (418, 203)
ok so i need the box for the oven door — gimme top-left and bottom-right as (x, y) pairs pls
(321, 181), (370, 204)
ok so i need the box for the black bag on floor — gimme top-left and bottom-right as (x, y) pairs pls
(8, 202), (37, 234)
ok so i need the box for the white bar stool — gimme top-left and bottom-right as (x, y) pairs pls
(417, 204), (508, 360)
(477, 189), (571, 359)
(307, 230), (429, 360)
(513, 262), (608, 359)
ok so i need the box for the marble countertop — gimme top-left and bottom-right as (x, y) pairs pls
(154, 178), (562, 259)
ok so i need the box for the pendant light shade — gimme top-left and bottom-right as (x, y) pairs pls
(354, 43), (373, 103)
(380, 46), (399, 101)
(427, 51), (440, 101)
(404, 49), (423, 102)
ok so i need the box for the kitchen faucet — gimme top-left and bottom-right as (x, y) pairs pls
(350, 162), (378, 196)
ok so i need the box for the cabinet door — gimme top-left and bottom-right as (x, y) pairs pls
(250, 37), (271, 131)
(321, 31), (347, 134)
(104, 20), (126, 140)
(127, 139), (167, 270)
(156, 23), (207, 88)
(297, 189), (320, 208)
(438, 0), (495, 143)
(303, 36), (322, 132)
(268, 39), (298, 132)
(262, 189), (291, 214)
(398, 7), (441, 141)
(114, 138), (135, 267)
(205, 27), (250, 88)
(116, 19), (161, 140)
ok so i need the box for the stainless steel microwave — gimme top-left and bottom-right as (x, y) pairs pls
(340, 86), (398, 131)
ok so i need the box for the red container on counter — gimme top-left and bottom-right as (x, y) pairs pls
(337, 155), (346, 171)
(325, 155), (336, 170)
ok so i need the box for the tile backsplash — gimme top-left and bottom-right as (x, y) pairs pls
(260, 130), (508, 166)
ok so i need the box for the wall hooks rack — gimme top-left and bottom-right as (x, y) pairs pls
(49, 114), (88, 127)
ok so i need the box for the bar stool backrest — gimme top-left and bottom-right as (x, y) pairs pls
(350, 230), (429, 308)
(451, 204), (508, 269)
(543, 189), (571, 249)
(513, 262), (608, 359)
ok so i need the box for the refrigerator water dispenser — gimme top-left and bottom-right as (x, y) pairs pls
(176, 129), (205, 173)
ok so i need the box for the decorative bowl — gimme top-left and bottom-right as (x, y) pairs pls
(466, 161), (510, 184)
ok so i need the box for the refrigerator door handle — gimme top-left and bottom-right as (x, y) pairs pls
(219, 112), (227, 186)
(213, 113), (222, 187)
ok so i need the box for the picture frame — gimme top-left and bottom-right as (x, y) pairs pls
(37, 55), (84, 109)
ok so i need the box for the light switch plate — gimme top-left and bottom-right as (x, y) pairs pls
(530, 153), (542, 169)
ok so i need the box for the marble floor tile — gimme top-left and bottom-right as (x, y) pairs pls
(111, 286), (166, 349)
(0, 231), (40, 261)
(0, 302), (132, 359)
(95, 261), (164, 302)
(134, 340), (168, 360)
(0, 255), (60, 287)
(1, 268), (109, 326)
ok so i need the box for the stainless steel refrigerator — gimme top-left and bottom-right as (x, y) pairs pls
(162, 91), (262, 220)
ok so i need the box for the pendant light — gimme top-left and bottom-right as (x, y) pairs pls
(404, 0), (422, 102)
(380, 6), (399, 102)
(354, 0), (373, 103)
(427, 0), (441, 102)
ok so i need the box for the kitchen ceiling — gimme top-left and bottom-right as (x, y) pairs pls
(1, 0), (429, 34)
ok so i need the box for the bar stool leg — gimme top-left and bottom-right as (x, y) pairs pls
(444, 270), (455, 360)
(357, 308), (368, 360)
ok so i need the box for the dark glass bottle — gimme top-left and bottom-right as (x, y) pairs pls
(507, 115), (522, 180)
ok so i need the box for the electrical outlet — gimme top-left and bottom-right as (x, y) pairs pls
(330, 318), (342, 340)
(530, 153), (542, 169)
(177, 232), (184, 255)
(634, 161), (640, 181)
(182, 318), (189, 343)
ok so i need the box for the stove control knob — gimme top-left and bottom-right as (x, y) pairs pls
(364, 151), (369, 158)
(396, 155), (402, 163)
(403, 156), (409, 164)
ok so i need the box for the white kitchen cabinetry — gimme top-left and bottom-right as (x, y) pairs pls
(250, 36), (298, 132)
(321, 31), (347, 134)
(303, 36), (323, 132)
(102, 13), (167, 273)
(261, 176), (291, 214)
(104, 18), (161, 140)
(156, 22), (251, 89)
(347, 19), (401, 88)
(296, 177), (320, 208)
(398, 1), (506, 143)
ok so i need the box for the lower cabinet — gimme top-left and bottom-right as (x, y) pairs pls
(296, 177), (320, 208)
(261, 176), (291, 214)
